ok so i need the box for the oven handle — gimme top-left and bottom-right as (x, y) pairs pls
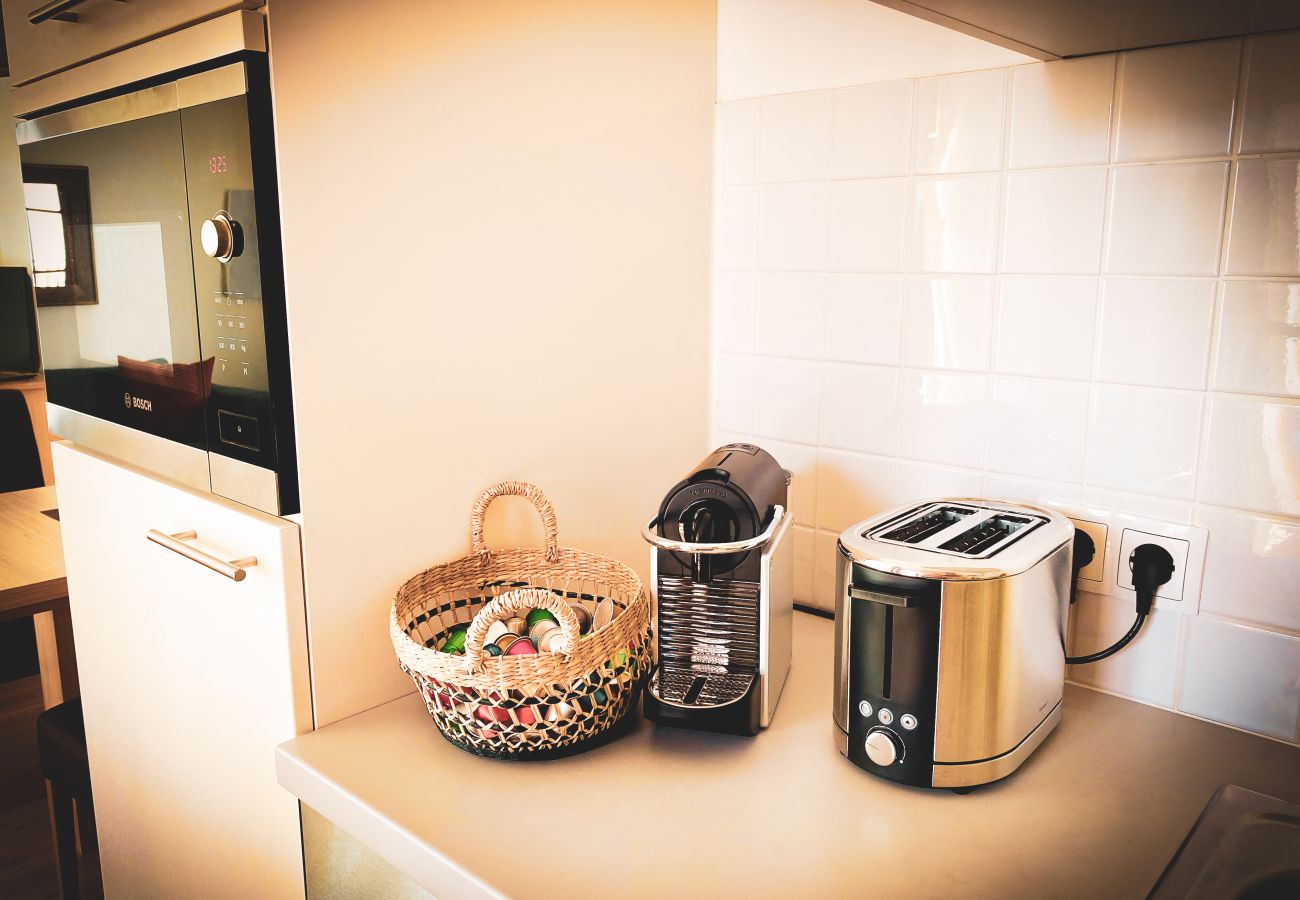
(146, 529), (258, 582)
(641, 505), (786, 554)
(30, 0), (125, 25)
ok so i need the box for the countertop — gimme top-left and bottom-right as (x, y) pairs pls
(276, 612), (1300, 899)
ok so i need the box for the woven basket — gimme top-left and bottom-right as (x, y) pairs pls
(390, 481), (651, 760)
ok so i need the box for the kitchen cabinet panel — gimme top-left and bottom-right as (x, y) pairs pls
(52, 441), (308, 899)
(1, 0), (258, 88)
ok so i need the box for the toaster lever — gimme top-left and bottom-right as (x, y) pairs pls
(849, 585), (914, 608)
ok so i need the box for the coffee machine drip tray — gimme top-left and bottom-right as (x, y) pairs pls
(653, 670), (757, 708)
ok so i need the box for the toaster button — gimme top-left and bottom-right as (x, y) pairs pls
(900, 714), (918, 731)
(877, 708), (894, 726)
(857, 700), (874, 718)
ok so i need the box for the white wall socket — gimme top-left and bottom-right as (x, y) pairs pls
(1039, 500), (1208, 615)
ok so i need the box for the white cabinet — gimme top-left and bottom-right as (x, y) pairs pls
(53, 441), (309, 900)
(0, 0), (260, 87)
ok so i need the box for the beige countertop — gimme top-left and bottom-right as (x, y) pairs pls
(276, 612), (1300, 899)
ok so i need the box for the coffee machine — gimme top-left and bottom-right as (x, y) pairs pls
(641, 443), (793, 735)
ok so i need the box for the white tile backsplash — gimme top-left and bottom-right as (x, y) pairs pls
(832, 81), (913, 179)
(828, 179), (909, 272)
(1179, 617), (1300, 742)
(1105, 162), (1229, 276)
(1097, 279), (1216, 389)
(1086, 384), (1203, 499)
(1070, 594), (1180, 708)
(1199, 394), (1300, 517)
(902, 276), (994, 371)
(752, 356), (821, 443)
(759, 90), (832, 182)
(1239, 31), (1300, 155)
(1002, 168), (1107, 274)
(1225, 158), (1300, 277)
(1213, 281), (1300, 398)
(994, 277), (1098, 380)
(1114, 40), (1240, 162)
(711, 32), (1300, 744)
(1193, 505), (1300, 634)
(908, 175), (1000, 273)
(987, 376), (1089, 482)
(823, 275), (903, 365)
(819, 363), (899, 456)
(898, 370), (989, 467)
(1009, 55), (1114, 169)
(759, 181), (828, 271)
(912, 69), (1005, 175)
(754, 271), (825, 358)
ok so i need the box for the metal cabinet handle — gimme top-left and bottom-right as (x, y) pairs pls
(146, 530), (258, 582)
(29, 0), (125, 26)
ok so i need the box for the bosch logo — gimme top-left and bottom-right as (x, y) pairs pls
(124, 392), (153, 412)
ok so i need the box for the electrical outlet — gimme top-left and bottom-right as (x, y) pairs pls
(1039, 501), (1208, 615)
(1068, 518), (1108, 583)
(1117, 528), (1191, 603)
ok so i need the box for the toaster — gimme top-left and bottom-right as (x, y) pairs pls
(834, 499), (1074, 789)
(641, 443), (793, 735)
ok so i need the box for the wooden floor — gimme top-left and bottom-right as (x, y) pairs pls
(0, 676), (101, 900)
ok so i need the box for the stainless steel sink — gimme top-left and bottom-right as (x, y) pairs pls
(1150, 785), (1300, 899)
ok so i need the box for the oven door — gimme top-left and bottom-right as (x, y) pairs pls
(17, 64), (264, 499)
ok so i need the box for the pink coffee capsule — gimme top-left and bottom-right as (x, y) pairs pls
(506, 638), (538, 655)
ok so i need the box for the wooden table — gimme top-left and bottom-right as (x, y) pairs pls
(0, 485), (77, 708)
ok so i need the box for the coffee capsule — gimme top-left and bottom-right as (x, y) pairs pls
(592, 598), (614, 632)
(504, 616), (527, 635)
(540, 628), (574, 653)
(545, 701), (576, 722)
(484, 620), (508, 644)
(525, 608), (557, 628)
(440, 623), (468, 654)
(483, 643), (503, 657)
(529, 618), (559, 643)
(568, 603), (593, 634)
(495, 634), (522, 654)
(506, 638), (538, 656)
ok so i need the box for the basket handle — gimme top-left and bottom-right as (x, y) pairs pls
(463, 588), (583, 672)
(470, 481), (560, 563)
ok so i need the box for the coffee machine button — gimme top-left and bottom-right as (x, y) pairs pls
(864, 728), (902, 767)
(857, 700), (874, 718)
(877, 708), (894, 725)
(900, 714), (918, 730)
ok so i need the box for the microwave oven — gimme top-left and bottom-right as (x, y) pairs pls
(17, 57), (298, 515)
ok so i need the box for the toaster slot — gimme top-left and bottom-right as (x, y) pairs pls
(877, 505), (977, 544)
(939, 513), (1035, 555)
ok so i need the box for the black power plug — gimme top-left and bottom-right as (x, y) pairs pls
(1128, 543), (1175, 615)
(1069, 527), (1097, 605)
(1067, 541), (1176, 666)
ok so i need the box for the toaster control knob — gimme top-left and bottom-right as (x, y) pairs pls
(201, 212), (241, 263)
(865, 728), (903, 767)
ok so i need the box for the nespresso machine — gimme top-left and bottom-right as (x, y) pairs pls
(641, 443), (793, 735)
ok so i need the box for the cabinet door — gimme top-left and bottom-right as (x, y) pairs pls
(53, 441), (309, 900)
(0, 0), (258, 87)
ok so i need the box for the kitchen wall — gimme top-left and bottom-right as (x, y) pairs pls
(0, 78), (29, 267)
(267, 0), (715, 727)
(711, 3), (1300, 744)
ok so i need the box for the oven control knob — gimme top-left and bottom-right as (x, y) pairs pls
(864, 727), (903, 767)
(201, 213), (241, 263)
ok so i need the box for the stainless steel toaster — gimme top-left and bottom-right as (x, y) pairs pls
(834, 499), (1074, 789)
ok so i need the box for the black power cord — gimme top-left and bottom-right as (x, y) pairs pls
(1066, 541), (1175, 666)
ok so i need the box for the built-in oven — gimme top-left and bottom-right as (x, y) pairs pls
(17, 57), (298, 515)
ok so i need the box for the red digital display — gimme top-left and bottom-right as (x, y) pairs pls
(209, 155), (229, 174)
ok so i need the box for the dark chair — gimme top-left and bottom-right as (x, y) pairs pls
(36, 698), (98, 900)
(0, 389), (44, 492)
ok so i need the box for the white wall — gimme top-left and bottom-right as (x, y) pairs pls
(0, 78), (29, 267)
(267, 0), (716, 727)
(711, 5), (1300, 746)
